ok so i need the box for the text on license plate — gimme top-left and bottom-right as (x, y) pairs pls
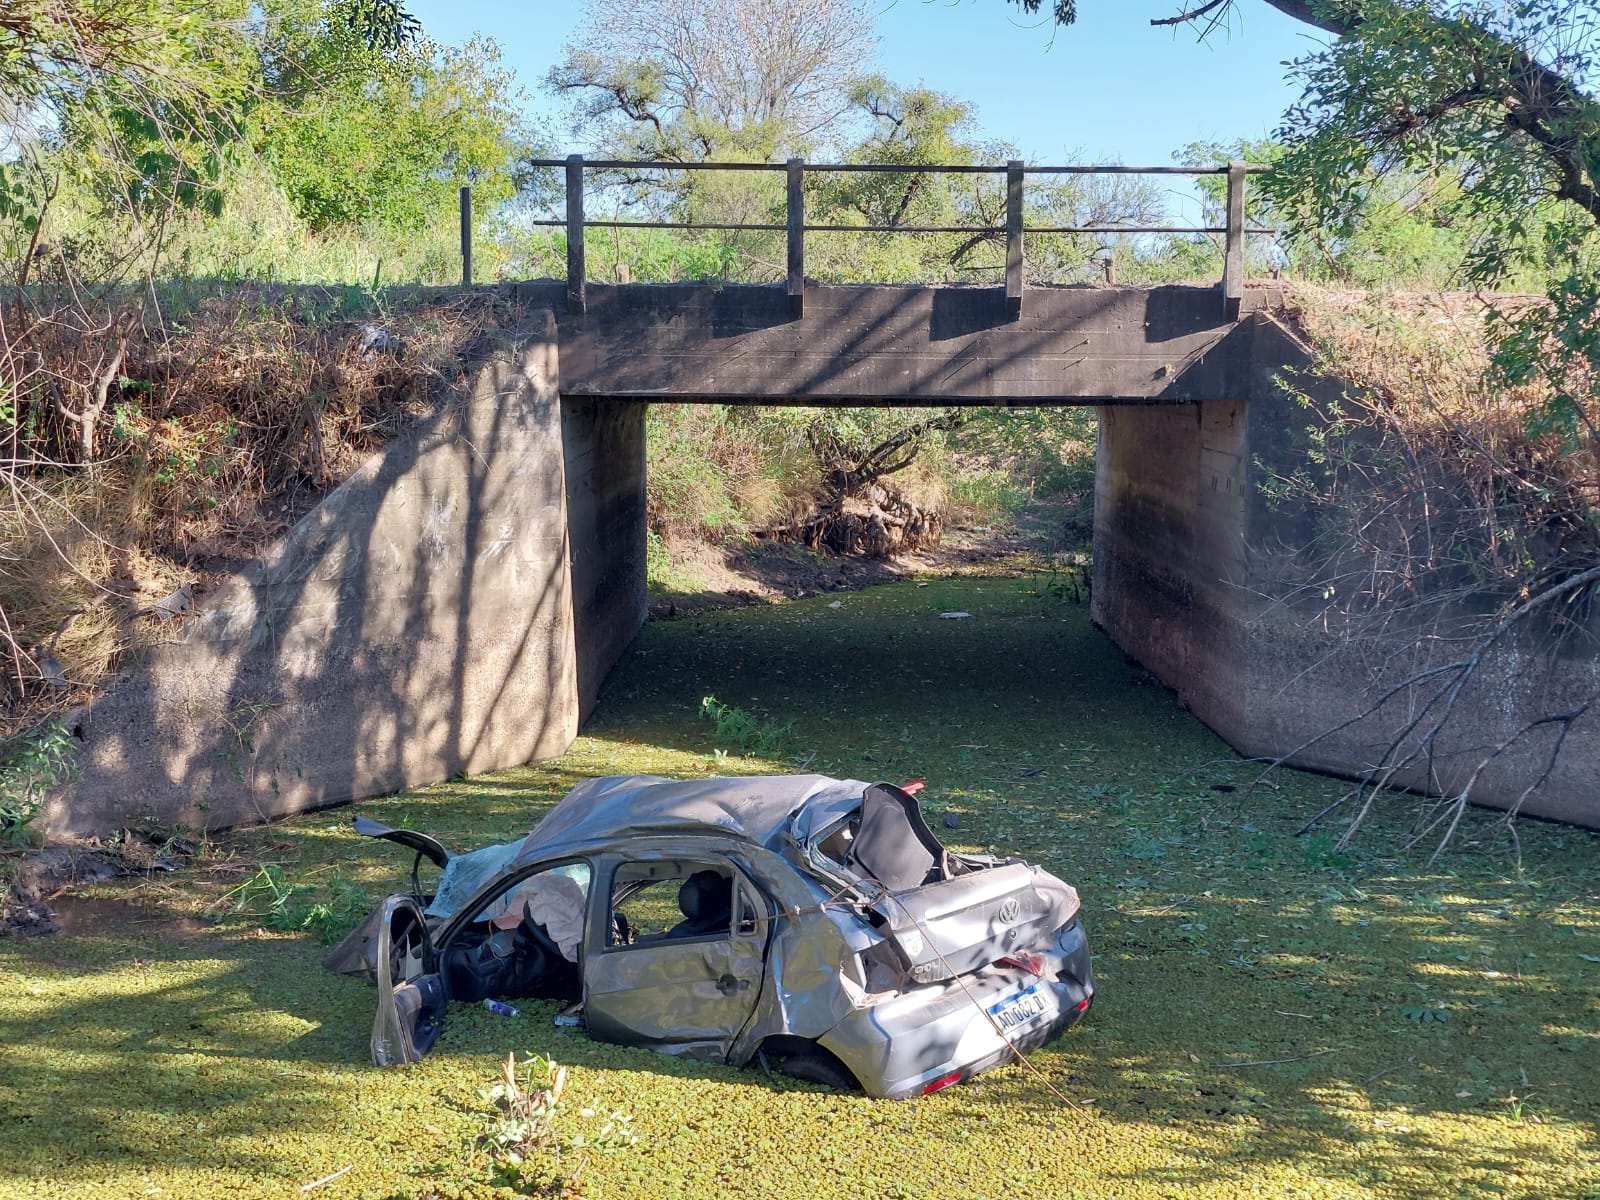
(988, 984), (1049, 1032)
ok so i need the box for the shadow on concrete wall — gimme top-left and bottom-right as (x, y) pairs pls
(47, 309), (597, 835)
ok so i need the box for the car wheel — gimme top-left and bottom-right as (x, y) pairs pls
(761, 1041), (858, 1092)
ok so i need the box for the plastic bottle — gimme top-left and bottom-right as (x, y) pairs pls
(482, 998), (521, 1018)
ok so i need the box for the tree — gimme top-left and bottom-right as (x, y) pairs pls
(1009, 2), (1599, 275)
(548, 0), (876, 161)
(255, 28), (525, 234)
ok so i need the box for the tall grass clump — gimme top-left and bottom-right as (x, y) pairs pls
(1272, 285), (1599, 610)
(645, 405), (815, 543)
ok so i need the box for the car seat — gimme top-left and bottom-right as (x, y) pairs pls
(670, 869), (734, 937)
(845, 782), (951, 891)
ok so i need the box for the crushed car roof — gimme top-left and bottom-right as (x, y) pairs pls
(510, 773), (870, 863)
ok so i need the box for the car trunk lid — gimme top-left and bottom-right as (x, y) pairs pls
(870, 863), (1079, 984)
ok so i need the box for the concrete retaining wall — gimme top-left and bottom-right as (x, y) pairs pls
(1092, 312), (1600, 828)
(43, 310), (644, 835)
(562, 398), (648, 719)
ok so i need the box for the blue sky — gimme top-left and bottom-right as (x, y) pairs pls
(410, 0), (1331, 215)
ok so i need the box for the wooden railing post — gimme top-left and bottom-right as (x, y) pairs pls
(1005, 160), (1024, 321)
(566, 154), (586, 315)
(459, 185), (472, 288)
(1222, 160), (1246, 320)
(787, 158), (805, 319)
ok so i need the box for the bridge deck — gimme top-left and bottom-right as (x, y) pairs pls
(515, 282), (1282, 406)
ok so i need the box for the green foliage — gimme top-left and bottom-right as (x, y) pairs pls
(0, 0), (525, 288)
(699, 695), (792, 757)
(955, 408), (1097, 499)
(1256, 1), (1600, 458)
(1264, 3), (1587, 282)
(0, 164), (46, 237)
(256, 31), (525, 234)
(477, 1052), (567, 1164)
(0, 722), (78, 848)
(475, 1052), (636, 1195)
(4, 579), (1600, 1197)
(645, 405), (814, 541)
(1491, 239), (1600, 451)
(1400, 1005), (1451, 1023)
(218, 863), (369, 941)
(946, 468), (1031, 526)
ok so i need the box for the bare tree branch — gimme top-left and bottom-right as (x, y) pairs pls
(1151, 1), (1227, 29)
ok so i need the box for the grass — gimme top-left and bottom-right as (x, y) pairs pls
(1, 576), (1597, 1199)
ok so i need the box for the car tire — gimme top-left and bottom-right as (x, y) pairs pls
(763, 1042), (858, 1092)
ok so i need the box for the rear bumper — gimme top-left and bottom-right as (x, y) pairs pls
(821, 918), (1094, 1099)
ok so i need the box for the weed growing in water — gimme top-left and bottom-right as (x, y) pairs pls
(216, 864), (369, 942)
(476, 1051), (636, 1195)
(479, 1052), (567, 1163)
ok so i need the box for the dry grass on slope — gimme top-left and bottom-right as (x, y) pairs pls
(0, 286), (531, 741)
(1268, 285), (1600, 613)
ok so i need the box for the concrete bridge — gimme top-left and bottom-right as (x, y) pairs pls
(45, 163), (1600, 833)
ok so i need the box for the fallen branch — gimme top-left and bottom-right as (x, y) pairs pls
(1204, 1046), (1345, 1069)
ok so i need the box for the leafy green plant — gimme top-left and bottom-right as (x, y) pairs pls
(476, 1052), (636, 1195)
(1499, 1091), (1541, 1124)
(0, 722), (79, 848)
(1298, 831), (1353, 870)
(479, 1052), (567, 1164)
(699, 695), (792, 758)
(1401, 1005), (1451, 1024)
(217, 864), (369, 942)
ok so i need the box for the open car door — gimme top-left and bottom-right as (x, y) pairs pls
(369, 895), (448, 1066)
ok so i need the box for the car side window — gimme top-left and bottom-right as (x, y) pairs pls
(605, 861), (760, 948)
(467, 862), (591, 964)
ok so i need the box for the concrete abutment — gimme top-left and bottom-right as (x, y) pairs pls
(44, 311), (649, 836)
(1091, 317), (1600, 828)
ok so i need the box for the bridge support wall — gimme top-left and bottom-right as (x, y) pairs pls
(1092, 399), (1249, 740)
(44, 310), (646, 835)
(1092, 315), (1600, 828)
(562, 398), (649, 720)
(42, 283), (1600, 834)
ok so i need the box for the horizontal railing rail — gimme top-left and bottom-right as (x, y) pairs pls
(521, 156), (1270, 320)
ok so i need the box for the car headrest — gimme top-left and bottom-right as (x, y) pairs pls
(678, 870), (732, 922)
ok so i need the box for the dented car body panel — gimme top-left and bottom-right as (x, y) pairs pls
(326, 774), (1094, 1098)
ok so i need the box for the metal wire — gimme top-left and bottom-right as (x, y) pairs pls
(526, 219), (1276, 236)
(522, 158), (1270, 176)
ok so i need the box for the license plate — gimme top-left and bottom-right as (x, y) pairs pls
(988, 983), (1050, 1032)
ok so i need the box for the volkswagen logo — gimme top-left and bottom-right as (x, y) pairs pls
(997, 898), (1021, 924)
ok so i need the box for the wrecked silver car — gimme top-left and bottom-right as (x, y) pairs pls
(324, 774), (1094, 1099)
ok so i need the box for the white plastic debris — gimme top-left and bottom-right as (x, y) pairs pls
(940, 611), (972, 620)
(828, 601), (843, 609)
(358, 325), (392, 356)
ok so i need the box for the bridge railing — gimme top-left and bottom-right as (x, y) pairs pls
(522, 157), (1271, 321)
